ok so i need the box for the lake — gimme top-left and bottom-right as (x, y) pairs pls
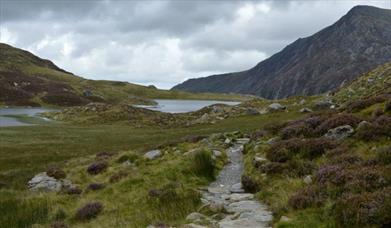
(135, 99), (241, 113)
(0, 107), (56, 127)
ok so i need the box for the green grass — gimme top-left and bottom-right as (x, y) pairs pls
(0, 191), (50, 228)
(0, 111), (301, 190)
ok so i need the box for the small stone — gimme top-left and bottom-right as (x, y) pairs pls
(236, 138), (251, 145)
(186, 212), (206, 221)
(303, 175), (312, 185)
(229, 193), (254, 202)
(143, 150), (162, 160)
(357, 121), (371, 131)
(279, 215), (292, 222)
(266, 137), (279, 145)
(230, 183), (244, 193)
(182, 224), (208, 228)
(213, 150), (222, 157)
(224, 138), (231, 144)
(299, 99), (306, 105)
(300, 108), (313, 113)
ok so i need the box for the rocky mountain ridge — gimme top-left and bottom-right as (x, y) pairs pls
(172, 5), (391, 99)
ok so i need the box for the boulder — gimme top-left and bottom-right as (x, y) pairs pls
(268, 103), (286, 111)
(143, 150), (162, 160)
(27, 172), (72, 192)
(324, 125), (354, 140)
(314, 100), (333, 110)
(225, 200), (262, 213)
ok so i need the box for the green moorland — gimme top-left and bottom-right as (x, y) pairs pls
(0, 62), (390, 228)
(0, 110), (301, 227)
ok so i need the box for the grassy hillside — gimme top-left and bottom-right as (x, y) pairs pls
(0, 43), (250, 107)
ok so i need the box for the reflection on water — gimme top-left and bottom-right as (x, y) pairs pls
(135, 99), (240, 113)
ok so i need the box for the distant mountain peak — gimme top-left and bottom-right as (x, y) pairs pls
(172, 6), (391, 99)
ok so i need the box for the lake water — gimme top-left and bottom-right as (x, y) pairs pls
(135, 99), (241, 113)
(0, 107), (56, 127)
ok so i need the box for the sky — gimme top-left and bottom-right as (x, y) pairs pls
(0, 0), (390, 89)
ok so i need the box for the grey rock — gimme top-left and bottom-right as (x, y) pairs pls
(324, 125), (354, 140)
(266, 137), (279, 145)
(268, 103), (286, 111)
(186, 212), (206, 221)
(279, 215), (292, 222)
(230, 183), (244, 193)
(314, 100), (333, 110)
(300, 107), (313, 113)
(357, 121), (371, 131)
(303, 175), (312, 185)
(28, 172), (70, 192)
(225, 200), (262, 213)
(143, 150), (162, 160)
(246, 108), (260, 115)
(224, 138), (231, 144)
(299, 99), (306, 105)
(182, 224), (208, 228)
(213, 150), (222, 157)
(236, 138), (250, 145)
(229, 193), (254, 202)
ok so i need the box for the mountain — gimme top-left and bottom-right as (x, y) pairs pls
(0, 43), (247, 107)
(172, 5), (391, 99)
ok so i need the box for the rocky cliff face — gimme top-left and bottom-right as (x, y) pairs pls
(172, 6), (391, 99)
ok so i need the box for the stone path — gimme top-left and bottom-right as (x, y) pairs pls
(185, 139), (273, 228)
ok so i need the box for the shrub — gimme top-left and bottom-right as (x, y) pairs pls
(267, 138), (337, 162)
(87, 161), (108, 175)
(385, 99), (391, 112)
(87, 183), (105, 191)
(241, 175), (259, 193)
(263, 122), (288, 135)
(287, 159), (316, 176)
(280, 122), (313, 139)
(345, 95), (389, 112)
(355, 115), (391, 140)
(65, 187), (82, 195)
(288, 186), (323, 209)
(51, 221), (68, 228)
(315, 164), (350, 186)
(95, 151), (114, 160)
(109, 171), (129, 183)
(46, 167), (66, 179)
(147, 183), (179, 204)
(259, 162), (288, 174)
(376, 146), (391, 165)
(116, 153), (139, 163)
(371, 108), (384, 119)
(315, 114), (361, 135)
(75, 202), (103, 221)
(334, 188), (391, 226)
(190, 150), (215, 179)
(53, 208), (67, 221)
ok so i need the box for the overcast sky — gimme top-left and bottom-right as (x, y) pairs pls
(0, 0), (389, 89)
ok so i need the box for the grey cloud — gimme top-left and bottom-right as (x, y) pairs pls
(1, 0), (389, 89)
